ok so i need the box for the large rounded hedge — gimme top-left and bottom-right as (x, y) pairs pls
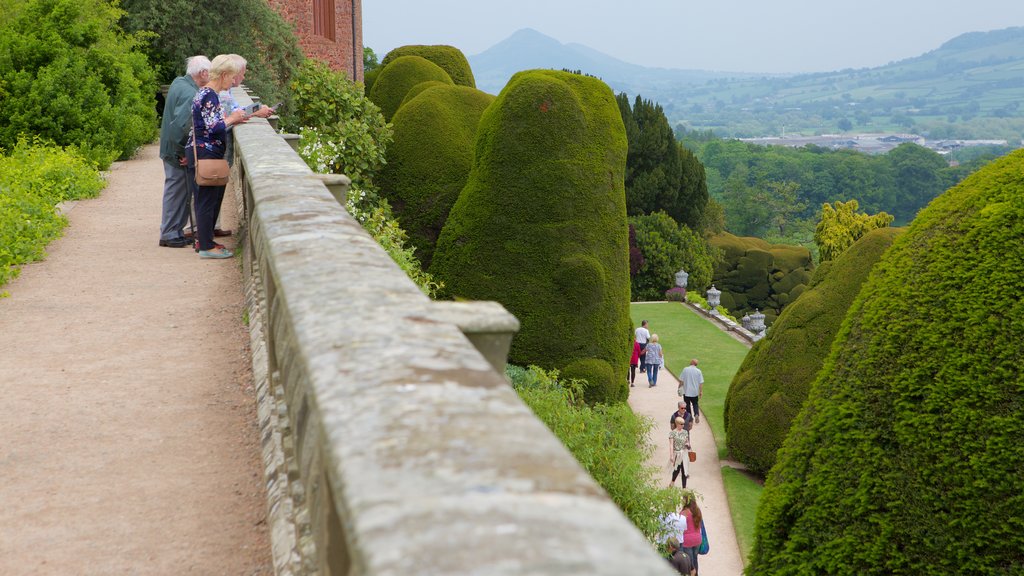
(378, 84), (495, 268)
(749, 150), (1024, 575)
(724, 227), (902, 476)
(368, 55), (453, 121)
(709, 233), (814, 324)
(381, 45), (476, 88)
(431, 70), (631, 404)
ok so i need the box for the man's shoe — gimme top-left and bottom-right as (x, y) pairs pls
(213, 228), (233, 237)
(159, 237), (189, 248)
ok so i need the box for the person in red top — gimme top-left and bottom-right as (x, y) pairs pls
(680, 491), (704, 575)
(629, 340), (641, 387)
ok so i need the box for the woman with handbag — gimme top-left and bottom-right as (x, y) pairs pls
(680, 491), (704, 575)
(186, 54), (249, 259)
(668, 417), (690, 488)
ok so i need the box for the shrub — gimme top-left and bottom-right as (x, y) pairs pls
(380, 44), (476, 88)
(709, 232), (814, 324)
(665, 287), (686, 302)
(507, 365), (678, 541)
(431, 70), (630, 404)
(749, 151), (1024, 574)
(724, 227), (902, 476)
(0, 0), (157, 167)
(814, 199), (894, 262)
(0, 138), (106, 288)
(120, 0), (303, 110)
(368, 55), (454, 121)
(377, 84), (494, 268)
(630, 211), (715, 301)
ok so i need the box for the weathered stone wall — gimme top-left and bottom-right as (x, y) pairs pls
(227, 89), (676, 575)
(268, 0), (363, 81)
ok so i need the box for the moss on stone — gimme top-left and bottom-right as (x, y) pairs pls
(368, 55), (453, 121)
(431, 70), (630, 404)
(749, 150), (1024, 574)
(381, 45), (476, 88)
(378, 84), (495, 267)
(724, 227), (902, 476)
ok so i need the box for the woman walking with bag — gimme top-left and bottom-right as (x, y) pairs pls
(668, 417), (690, 488)
(645, 334), (664, 387)
(680, 491), (704, 575)
(186, 54), (249, 259)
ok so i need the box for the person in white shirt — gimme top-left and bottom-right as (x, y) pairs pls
(678, 359), (704, 424)
(635, 320), (651, 372)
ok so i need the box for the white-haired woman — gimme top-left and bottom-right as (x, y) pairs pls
(185, 54), (249, 259)
(645, 333), (664, 387)
(668, 416), (690, 488)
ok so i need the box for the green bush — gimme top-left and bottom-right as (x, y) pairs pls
(0, 138), (106, 288)
(368, 55), (454, 121)
(749, 150), (1024, 574)
(709, 232), (814, 324)
(120, 0), (304, 110)
(288, 60), (392, 194)
(724, 227), (902, 476)
(432, 70), (630, 404)
(507, 365), (678, 541)
(380, 45), (476, 88)
(378, 84), (494, 268)
(629, 211), (715, 301)
(0, 0), (157, 167)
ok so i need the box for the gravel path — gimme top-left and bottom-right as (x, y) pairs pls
(0, 144), (271, 575)
(628, 370), (746, 575)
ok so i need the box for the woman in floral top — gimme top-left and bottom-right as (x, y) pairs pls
(668, 417), (691, 488)
(186, 54), (249, 259)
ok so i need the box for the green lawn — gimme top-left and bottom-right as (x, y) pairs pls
(630, 302), (750, 458)
(721, 466), (763, 564)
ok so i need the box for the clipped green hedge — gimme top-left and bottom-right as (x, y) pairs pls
(368, 55), (453, 121)
(432, 69), (631, 404)
(749, 150), (1024, 575)
(378, 84), (494, 268)
(381, 44), (476, 88)
(629, 210), (715, 301)
(724, 227), (902, 475)
(709, 232), (814, 325)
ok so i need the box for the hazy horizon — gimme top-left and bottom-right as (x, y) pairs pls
(364, 0), (1024, 74)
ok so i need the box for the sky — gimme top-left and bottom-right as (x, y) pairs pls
(363, 0), (1024, 73)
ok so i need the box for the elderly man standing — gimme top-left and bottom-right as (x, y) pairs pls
(158, 56), (210, 247)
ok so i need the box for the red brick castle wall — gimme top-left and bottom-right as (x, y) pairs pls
(269, 0), (363, 82)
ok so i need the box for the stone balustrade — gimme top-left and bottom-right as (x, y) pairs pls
(227, 89), (675, 575)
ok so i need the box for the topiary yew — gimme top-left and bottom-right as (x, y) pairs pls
(431, 69), (631, 404)
(709, 232), (813, 324)
(380, 44), (476, 88)
(749, 150), (1024, 575)
(724, 227), (902, 476)
(378, 84), (495, 268)
(368, 55), (453, 121)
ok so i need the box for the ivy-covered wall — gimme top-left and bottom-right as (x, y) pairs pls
(724, 227), (902, 476)
(749, 150), (1024, 575)
(431, 70), (631, 404)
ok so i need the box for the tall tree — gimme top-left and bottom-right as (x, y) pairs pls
(813, 199), (894, 262)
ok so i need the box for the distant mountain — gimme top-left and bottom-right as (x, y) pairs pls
(468, 28), (756, 95)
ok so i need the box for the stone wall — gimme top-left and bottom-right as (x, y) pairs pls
(227, 89), (675, 575)
(268, 0), (363, 81)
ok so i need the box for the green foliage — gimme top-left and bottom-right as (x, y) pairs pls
(709, 232), (814, 324)
(749, 150), (1024, 575)
(432, 69), (630, 404)
(720, 466), (764, 564)
(380, 44), (476, 88)
(724, 227), (902, 476)
(814, 199), (894, 262)
(119, 0), (304, 109)
(363, 47), (379, 71)
(506, 364), (679, 541)
(0, 138), (106, 287)
(344, 189), (442, 298)
(368, 55), (454, 121)
(378, 84), (494, 268)
(629, 211), (715, 301)
(288, 60), (392, 193)
(0, 0), (157, 166)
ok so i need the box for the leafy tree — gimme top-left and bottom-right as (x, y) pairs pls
(119, 0), (304, 109)
(629, 211), (714, 301)
(885, 142), (950, 221)
(363, 46), (379, 71)
(813, 199), (894, 262)
(675, 145), (709, 230)
(0, 0), (157, 166)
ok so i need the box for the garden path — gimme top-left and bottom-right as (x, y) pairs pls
(629, 367), (746, 575)
(0, 144), (271, 574)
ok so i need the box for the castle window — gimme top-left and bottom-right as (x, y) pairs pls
(313, 0), (335, 41)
